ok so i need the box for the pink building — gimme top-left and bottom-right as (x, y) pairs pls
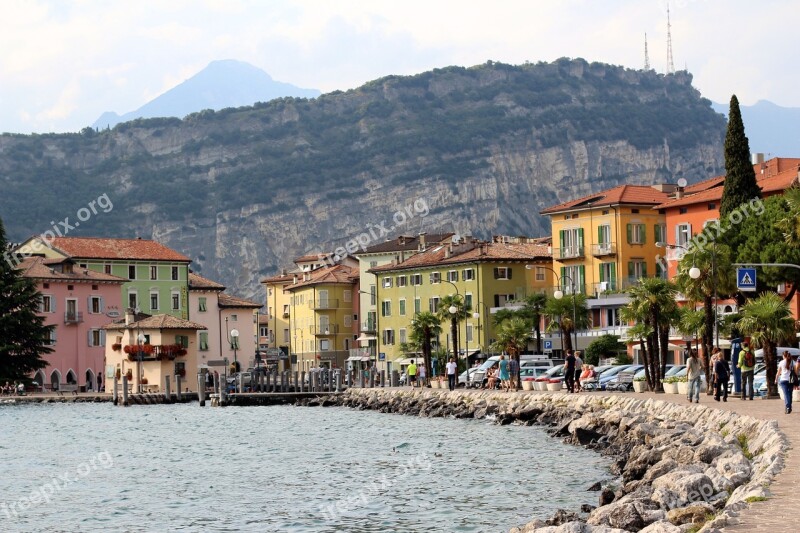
(19, 257), (125, 391)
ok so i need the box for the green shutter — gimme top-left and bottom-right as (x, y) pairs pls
(507, 267), (513, 279)
(579, 265), (585, 293)
(599, 264), (605, 283)
(628, 262), (634, 278)
(639, 224), (646, 244)
(598, 226), (603, 245)
(559, 229), (565, 247)
(578, 228), (584, 250)
(560, 266), (566, 291)
(654, 224), (660, 244)
(642, 262), (648, 278)
(610, 263), (616, 290)
(626, 224), (632, 244)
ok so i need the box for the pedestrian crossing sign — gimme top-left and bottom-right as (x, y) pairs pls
(737, 268), (757, 292)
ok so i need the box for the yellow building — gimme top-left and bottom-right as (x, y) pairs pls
(103, 311), (207, 393)
(540, 184), (672, 347)
(284, 263), (359, 371)
(261, 271), (294, 365)
(369, 237), (553, 371)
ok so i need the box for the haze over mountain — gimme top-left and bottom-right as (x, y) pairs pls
(92, 60), (320, 129)
(2, 59), (726, 298)
(711, 99), (800, 158)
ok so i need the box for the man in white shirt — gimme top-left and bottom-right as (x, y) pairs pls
(446, 357), (458, 391)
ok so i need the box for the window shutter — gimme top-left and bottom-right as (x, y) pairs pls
(639, 224), (646, 244)
(675, 225), (681, 245)
(578, 228), (584, 249)
(100, 331), (106, 346)
(87, 297), (92, 313)
(53, 298), (56, 313)
(642, 262), (648, 278)
(599, 265), (605, 283)
(626, 224), (632, 244)
(87, 330), (93, 347)
(610, 263), (616, 289)
(52, 328), (57, 343)
(507, 267), (513, 279)
(559, 229), (565, 248)
(579, 265), (585, 292)
(560, 266), (566, 291)
(628, 262), (634, 278)
(100, 297), (105, 313)
(598, 226), (603, 244)
(654, 225), (659, 243)
(493, 267), (499, 279)
(687, 223), (692, 240)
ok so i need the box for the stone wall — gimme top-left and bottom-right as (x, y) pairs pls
(320, 389), (786, 533)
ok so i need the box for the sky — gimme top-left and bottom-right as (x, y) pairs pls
(1, 0), (798, 134)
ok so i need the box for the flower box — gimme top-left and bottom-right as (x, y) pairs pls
(546, 382), (562, 392)
(677, 382), (689, 395)
(431, 380), (439, 389)
(522, 380), (534, 391)
(633, 381), (647, 393)
(663, 382), (679, 394)
(535, 381), (547, 391)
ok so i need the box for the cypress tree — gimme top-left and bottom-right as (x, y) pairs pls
(0, 217), (52, 381)
(720, 94), (761, 218)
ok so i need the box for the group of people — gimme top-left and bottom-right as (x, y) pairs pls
(564, 350), (586, 393)
(1, 381), (26, 395)
(482, 355), (518, 392)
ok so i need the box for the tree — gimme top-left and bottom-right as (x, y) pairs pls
(0, 218), (52, 381)
(518, 293), (547, 353)
(719, 95), (761, 223)
(777, 185), (800, 246)
(674, 243), (736, 390)
(436, 294), (472, 368)
(409, 312), (441, 386)
(543, 294), (589, 353)
(676, 305), (706, 354)
(621, 278), (679, 392)
(737, 292), (796, 398)
(583, 334), (626, 366)
(491, 317), (533, 388)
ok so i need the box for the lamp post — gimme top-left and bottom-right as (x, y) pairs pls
(136, 332), (145, 393)
(226, 317), (240, 372)
(656, 241), (710, 348)
(526, 265), (577, 352)
(442, 280), (462, 375)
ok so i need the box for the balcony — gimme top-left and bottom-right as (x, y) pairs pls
(310, 324), (340, 336)
(591, 243), (616, 257)
(361, 320), (377, 333)
(555, 246), (584, 261)
(590, 281), (622, 295)
(309, 299), (340, 310)
(64, 311), (83, 324)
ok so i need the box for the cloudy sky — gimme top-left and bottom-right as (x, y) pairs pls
(1, 0), (798, 134)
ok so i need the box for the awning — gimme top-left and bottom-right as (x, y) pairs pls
(360, 356), (371, 362)
(356, 334), (377, 343)
(346, 356), (361, 362)
(393, 357), (420, 366)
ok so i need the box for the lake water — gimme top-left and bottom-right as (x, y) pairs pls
(0, 402), (611, 532)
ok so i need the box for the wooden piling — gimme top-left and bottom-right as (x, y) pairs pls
(176, 375), (182, 401)
(121, 376), (129, 406)
(164, 376), (171, 402)
(198, 374), (206, 407)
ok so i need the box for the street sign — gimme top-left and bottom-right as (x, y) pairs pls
(207, 359), (228, 367)
(544, 340), (553, 351)
(736, 268), (757, 292)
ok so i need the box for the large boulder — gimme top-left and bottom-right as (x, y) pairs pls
(666, 502), (715, 525)
(638, 520), (682, 532)
(651, 472), (715, 509)
(642, 458), (679, 482)
(714, 452), (751, 487)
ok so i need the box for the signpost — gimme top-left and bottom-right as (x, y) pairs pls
(543, 340), (553, 354)
(736, 268), (757, 292)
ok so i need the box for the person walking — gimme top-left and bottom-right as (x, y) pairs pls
(713, 349), (729, 402)
(738, 341), (755, 400)
(776, 351), (796, 414)
(564, 350), (576, 393)
(686, 349), (703, 403)
(574, 351), (584, 392)
(407, 360), (417, 388)
(508, 356), (519, 391)
(446, 357), (458, 391)
(498, 355), (510, 392)
(419, 363), (427, 388)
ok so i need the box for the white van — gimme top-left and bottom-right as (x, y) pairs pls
(754, 347), (800, 360)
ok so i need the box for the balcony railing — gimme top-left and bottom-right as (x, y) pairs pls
(349, 348), (372, 359)
(555, 246), (584, 260)
(591, 243), (616, 257)
(64, 311), (83, 324)
(309, 299), (340, 310)
(361, 320), (377, 333)
(309, 324), (340, 335)
(590, 281), (622, 295)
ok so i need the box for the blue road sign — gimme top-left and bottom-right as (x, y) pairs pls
(737, 268), (757, 292)
(544, 340), (553, 351)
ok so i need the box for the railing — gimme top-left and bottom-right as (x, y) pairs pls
(360, 320), (376, 333)
(554, 246), (584, 260)
(317, 350), (349, 361)
(309, 324), (340, 335)
(64, 311), (83, 324)
(591, 243), (616, 256)
(309, 299), (340, 310)
(349, 348), (372, 359)
(590, 281), (622, 295)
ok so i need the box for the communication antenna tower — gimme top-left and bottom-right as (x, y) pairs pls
(644, 33), (650, 70)
(666, 3), (675, 74)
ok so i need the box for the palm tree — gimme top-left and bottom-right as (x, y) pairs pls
(519, 293), (547, 353)
(676, 305), (706, 354)
(777, 185), (800, 246)
(736, 292), (796, 398)
(409, 312), (442, 386)
(675, 243), (736, 385)
(622, 278), (679, 392)
(543, 293), (589, 353)
(624, 322), (654, 388)
(491, 317), (534, 389)
(436, 294), (472, 371)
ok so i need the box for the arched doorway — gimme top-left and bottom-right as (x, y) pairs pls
(50, 370), (61, 391)
(66, 370), (77, 385)
(34, 370), (46, 392)
(85, 369), (95, 392)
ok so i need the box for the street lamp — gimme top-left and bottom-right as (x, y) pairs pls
(226, 316), (240, 372)
(136, 332), (145, 393)
(443, 280), (462, 375)
(526, 264), (578, 352)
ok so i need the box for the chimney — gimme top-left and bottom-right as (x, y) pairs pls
(125, 308), (135, 325)
(304, 272), (310, 281)
(418, 232), (427, 251)
(398, 236), (406, 245)
(293, 274), (298, 284)
(444, 246), (451, 259)
(752, 153), (765, 165)
(675, 187), (684, 199)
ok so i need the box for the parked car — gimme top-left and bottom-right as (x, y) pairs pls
(606, 365), (644, 391)
(591, 365), (635, 391)
(471, 356), (502, 388)
(533, 365), (567, 385)
(457, 368), (481, 388)
(520, 358), (555, 369)
(633, 364), (677, 380)
(520, 367), (551, 382)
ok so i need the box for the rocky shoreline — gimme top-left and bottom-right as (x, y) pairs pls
(304, 389), (786, 533)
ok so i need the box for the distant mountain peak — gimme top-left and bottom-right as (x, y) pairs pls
(92, 59), (319, 129)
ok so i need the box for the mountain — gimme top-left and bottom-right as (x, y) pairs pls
(91, 59), (320, 129)
(1, 58), (726, 299)
(711, 99), (800, 157)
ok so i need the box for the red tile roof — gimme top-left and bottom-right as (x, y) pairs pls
(285, 264), (359, 290)
(260, 272), (297, 284)
(370, 241), (552, 273)
(361, 233), (454, 254)
(188, 273), (225, 290)
(46, 237), (191, 262)
(540, 185), (672, 214)
(17, 257), (126, 283)
(218, 294), (262, 308)
(103, 314), (207, 330)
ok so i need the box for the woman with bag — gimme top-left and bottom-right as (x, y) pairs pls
(776, 351), (797, 414)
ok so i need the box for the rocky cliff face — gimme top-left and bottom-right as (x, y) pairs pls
(0, 59), (726, 299)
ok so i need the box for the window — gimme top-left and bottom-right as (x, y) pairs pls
(708, 203), (716, 210)
(369, 285), (376, 306)
(447, 270), (458, 282)
(493, 267), (512, 280)
(654, 224), (667, 244)
(199, 332), (209, 351)
(175, 335), (189, 348)
(560, 265), (586, 294)
(128, 291), (138, 310)
(602, 210), (609, 215)
(466, 324), (474, 343)
(656, 261), (667, 279)
(428, 297), (440, 313)
(198, 297), (207, 312)
(628, 260), (648, 280)
(104, 264), (112, 274)
(369, 261), (378, 268)
(429, 272), (441, 284)
(676, 223), (692, 247)
(150, 266), (158, 280)
(399, 328), (407, 344)
(559, 228), (584, 257)
(89, 297), (102, 314)
(399, 299), (406, 316)
(606, 308), (622, 327)
(397, 275), (407, 287)
(343, 290), (351, 302)
(598, 263), (617, 292)
(79, 263), (87, 269)
(259, 326), (268, 337)
(679, 207), (688, 214)
(88, 329), (104, 347)
(128, 265), (136, 279)
(381, 300), (392, 317)
(382, 329), (395, 345)
(40, 295), (54, 313)
(703, 219), (719, 229)
(626, 224), (646, 244)
(631, 209), (640, 214)
(382, 277), (393, 288)
(463, 268), (475, 281)
(535, 267), (546, 282)
(465, 293), (473, 308)
(230, 336), (240, 350)
(411, 274), (422, 286)
(171, 292), (180, 310)
(150, 292), (159, 311)
(320, 339), (330, 351)
(230, 314), (237, 322)
(414, 297), (421, 314)
(283, 329), (290, 343)
(493, 294), (515, 307)
(344, 315), (352, 327)
(171, 267), (179, 280)
(91, 284), (98, 291)
(47, 329), (57, 346)
(597, 225), (611, 251)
